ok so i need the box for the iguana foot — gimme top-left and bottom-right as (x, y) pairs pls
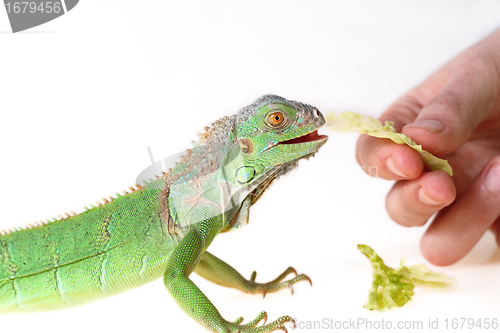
(249, 267), (312, 298)
(218, 312), (292, 332)
(233, 310), (267, 326)
(195, 252), (311, 297)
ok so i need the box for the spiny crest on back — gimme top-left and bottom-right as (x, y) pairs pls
(197, 115), (236, 146)
(1, 95), (327, 237)
(0, 183), (145, 236)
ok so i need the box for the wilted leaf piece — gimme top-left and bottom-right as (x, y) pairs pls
(326, 112), (453, 176)
(357, 244), (456, 311)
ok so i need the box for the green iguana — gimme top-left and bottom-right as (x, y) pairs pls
(0, 95), (328, 332)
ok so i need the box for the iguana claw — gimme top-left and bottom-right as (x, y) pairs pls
(240, 311), (267, 327)
(222, 313), (291, 332)
(247, 267), (311, 297)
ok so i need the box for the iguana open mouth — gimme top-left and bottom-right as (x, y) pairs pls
(278, 130), (328, 145)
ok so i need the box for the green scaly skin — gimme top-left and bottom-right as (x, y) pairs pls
(0, 95), (328, 332)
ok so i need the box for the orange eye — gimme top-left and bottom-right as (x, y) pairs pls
(268, 112), (285, 126)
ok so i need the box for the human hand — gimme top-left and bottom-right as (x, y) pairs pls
(356, 28), (500, 266)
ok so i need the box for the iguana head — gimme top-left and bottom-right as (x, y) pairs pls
(238, 95), (326, 158)
(230, 95), (328, 184)
(167, 95), (327, 233)
(196, 95), (328, 185)
(229, 95), (328, 229)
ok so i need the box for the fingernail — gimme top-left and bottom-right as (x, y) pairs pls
(404, 120), (444, 133)
(386, 157), (406, 178)
(418, 187), (442, 206)
(485, 163), (500, 193)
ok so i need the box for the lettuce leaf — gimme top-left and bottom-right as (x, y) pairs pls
(358, 244), (456, 311)
(326, 111), (453, 176)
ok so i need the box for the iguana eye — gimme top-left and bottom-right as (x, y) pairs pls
(268, 112), (284, 126)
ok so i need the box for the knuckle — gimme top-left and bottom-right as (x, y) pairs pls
(430, 89), (466, 113)
(463, 55), (491, 76)
(386, 94), (423, 124)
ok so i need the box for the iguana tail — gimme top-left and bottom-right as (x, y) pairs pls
(0, 182), (173, 312)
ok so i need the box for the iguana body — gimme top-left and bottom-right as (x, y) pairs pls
(0, 95), (327, 332)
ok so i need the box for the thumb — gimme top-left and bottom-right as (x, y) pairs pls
(401, 69), (499, 156)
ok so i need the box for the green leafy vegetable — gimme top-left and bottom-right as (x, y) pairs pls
(358, 244), (456, 311)
(326, 111), (453, 176)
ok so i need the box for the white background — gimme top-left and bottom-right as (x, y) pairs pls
(1, 1), (500, 332)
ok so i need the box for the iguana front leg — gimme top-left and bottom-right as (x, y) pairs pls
(195, 251), (311, 297)
(164, 219), (293, 332)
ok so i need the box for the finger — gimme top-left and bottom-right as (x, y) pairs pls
(356, 92), (426, 180)
(356, 134), (423, 180)
(491, 218), (500, 248)
(386, 171), (456, 227)
(421, 156), (500, 266)
(402, 63), (500, 156)
(378, 93), (426, 132)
